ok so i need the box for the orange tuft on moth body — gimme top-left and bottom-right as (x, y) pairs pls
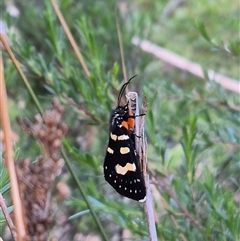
(127, 108), (135, 132)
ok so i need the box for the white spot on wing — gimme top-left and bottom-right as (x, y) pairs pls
(138, 196), (146, 202)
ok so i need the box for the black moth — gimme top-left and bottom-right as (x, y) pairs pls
(103, 76), (146, 202)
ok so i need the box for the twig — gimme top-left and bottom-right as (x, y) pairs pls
(0, 193), (17, 241)
(132, 38), (240, 94)
(127, 92), (141, 151)
(141, 106), (158, 241)
(127, 92), (158, 241)
(0, 50), (26, 240)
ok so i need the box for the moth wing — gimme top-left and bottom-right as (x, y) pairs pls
(104, 127), (146, 202)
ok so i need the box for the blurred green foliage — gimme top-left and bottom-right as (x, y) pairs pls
(1, 0), (239, 240)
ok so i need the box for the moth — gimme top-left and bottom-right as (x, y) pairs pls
(103, 76), (146, 202)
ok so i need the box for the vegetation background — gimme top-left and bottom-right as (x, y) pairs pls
(0, 0), (239, 240)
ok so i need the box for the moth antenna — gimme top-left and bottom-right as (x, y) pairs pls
(117, 75), (137, 106)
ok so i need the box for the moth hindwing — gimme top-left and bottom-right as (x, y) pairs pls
(103, 76), (146, 202)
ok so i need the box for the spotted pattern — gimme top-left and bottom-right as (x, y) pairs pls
(104, 100), (146, 202)
(105, 171), (146, 202)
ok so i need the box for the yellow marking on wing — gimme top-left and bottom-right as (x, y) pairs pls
(118, 134), (129, 140)
(120, 147), (130, 154)
(110, 133), (117, 141)
(107, 147), (114, 154)
(115, 163), (136, 175)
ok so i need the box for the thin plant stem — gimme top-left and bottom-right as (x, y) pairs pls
(140, 113), (158, 241)
(50, 0), (91, 80)
(115, 8), (128, 85)
(0, 34), (43, 115)
(61, 146), (109, 241)
(0, 50), (26, 241)
(1, 33), (108, 240)
(132, 37), (240, 94)
(0, 193), (17, 241)
(154, 179), (200, 227)
(127, 92), (158, 241)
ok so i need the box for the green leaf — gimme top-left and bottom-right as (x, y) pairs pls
(196, 21), (211, 42)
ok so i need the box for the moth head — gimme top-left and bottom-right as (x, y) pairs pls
(110, 104), (129, 129)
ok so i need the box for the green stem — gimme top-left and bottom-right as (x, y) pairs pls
(61, 146), (109, 241)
